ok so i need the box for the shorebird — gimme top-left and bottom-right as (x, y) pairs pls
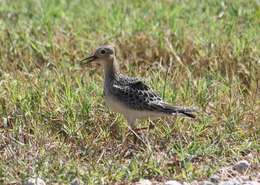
(79, 45), (196, 128)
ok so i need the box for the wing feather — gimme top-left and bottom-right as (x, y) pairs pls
(109, 74), (196, 118)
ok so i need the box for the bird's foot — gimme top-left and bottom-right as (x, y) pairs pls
(132, 122), (155, 132)
(133, 127), (148, 132)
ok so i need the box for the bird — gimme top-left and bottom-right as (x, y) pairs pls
(79, 45), (196, 128)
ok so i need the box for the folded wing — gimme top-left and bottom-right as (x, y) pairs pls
(111, 78), (196, 118)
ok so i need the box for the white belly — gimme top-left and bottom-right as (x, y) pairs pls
(104, 95), (125, 113)
(104, 94), (162, 119)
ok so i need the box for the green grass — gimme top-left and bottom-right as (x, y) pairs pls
(0, 0), (259, 184)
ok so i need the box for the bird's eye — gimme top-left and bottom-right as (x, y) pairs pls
(100, 49), (106, 55)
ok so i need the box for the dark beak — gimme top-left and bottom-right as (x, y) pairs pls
(79, 54), (97, 65)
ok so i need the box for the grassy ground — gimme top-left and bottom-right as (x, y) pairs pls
(0, 0), (259, 184)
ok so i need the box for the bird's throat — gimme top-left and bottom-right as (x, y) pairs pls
(104, 57), (119, 80)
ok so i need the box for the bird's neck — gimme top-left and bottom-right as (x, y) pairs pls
(103, 57), (119, 80)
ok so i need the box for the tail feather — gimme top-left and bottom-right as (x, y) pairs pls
(151, 102), (197, 118)
(177, 110), (196, 118)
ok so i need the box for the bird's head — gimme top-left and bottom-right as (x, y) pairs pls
(79, 45), (115, 65)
